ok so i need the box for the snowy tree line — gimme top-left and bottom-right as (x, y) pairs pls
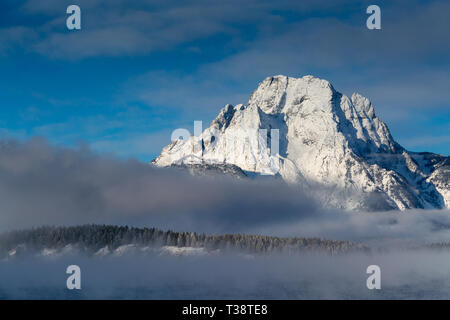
(0, 225), (368, 255)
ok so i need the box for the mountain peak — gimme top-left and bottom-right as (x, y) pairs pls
(248, 74), (335, 115)
(351, 92), (375, 119)
(153, 75), (450, 211)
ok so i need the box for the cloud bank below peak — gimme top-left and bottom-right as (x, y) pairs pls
(0, 138), (449, 248)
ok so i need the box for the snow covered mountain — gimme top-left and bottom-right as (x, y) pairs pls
(153, 75), (449, 210)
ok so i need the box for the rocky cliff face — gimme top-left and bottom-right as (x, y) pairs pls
(153, 75), (449, 211)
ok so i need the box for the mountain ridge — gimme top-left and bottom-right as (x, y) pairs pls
(153, 75), (450, 211)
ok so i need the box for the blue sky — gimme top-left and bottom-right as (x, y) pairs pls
(0, 0), (449, 161)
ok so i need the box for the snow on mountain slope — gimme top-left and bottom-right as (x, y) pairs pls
(153, 75), (449, 211)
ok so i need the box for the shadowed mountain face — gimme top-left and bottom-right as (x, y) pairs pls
(153, 75), (449, 211)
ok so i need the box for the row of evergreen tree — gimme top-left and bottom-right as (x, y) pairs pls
(0, 225), (368, 255)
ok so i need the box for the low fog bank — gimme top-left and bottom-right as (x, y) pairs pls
(252, 209), (450, 248)
(1, 138), (450, 299)
(0, 138), (317, 233)
(0, 138), (449, 248)
(1, 250), (450, 299)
